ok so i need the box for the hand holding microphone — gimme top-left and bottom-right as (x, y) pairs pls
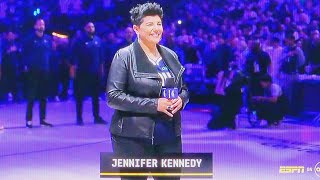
(170, 96), (183, 114)
(157, 78), (182, 117)
(157, 98), (173, 117)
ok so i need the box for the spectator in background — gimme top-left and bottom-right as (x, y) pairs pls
(69, 0), (85, 15)
(48, 36), (70, 102)
(48, 37), (61, 102)
(274, 24), (287, 44)
(280, 33), (305, 107)
(310, 20), (319, 31)
(207, 37), (236, 77)
(57, 37), (71, 101)
(281, 34), (305, 74)
(182, 35), (200, 64)
(162, 32), (175, 50)
(235, 37), (248, 71)
(102, 31), (121, 80)
(1, 30), (21, 102)
(121, 26), (135, 47)
(242, 24), (254, 40)
(172, 36), (186, 65)
(70, 30), (82, 47)
(203, 41), (217, 77)
(305, 30), (320, 74)
(265, 37), (284, 84)
(102, 32), (120, 60)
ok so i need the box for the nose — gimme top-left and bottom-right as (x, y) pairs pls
(153, 25), (162, 33)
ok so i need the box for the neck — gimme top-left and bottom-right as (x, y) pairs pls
(35, 31), (43, 38)
(87, 33), (94, 39)
(138, 38), (158, 56)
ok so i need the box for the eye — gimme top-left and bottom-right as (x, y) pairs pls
(146, 23), (153, 26)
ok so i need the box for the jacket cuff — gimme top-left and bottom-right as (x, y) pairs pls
(152, 98), (159, 113)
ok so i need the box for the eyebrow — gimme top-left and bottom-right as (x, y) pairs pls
(145, 21), (162, 24)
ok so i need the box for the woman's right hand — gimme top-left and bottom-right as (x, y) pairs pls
(157, 98), (173, 117)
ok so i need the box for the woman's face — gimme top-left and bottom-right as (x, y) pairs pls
(134, 15), (163, 45)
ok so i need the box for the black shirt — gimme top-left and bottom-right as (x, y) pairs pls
(71, 35), (104, 73)
(244, 50), (271, 76)
(22, 33), (52, 72)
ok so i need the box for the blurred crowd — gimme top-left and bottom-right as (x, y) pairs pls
(0, 0), (319, 104)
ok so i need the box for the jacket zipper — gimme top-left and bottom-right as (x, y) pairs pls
(151, 122), (155, 145)
(153, 80), (162, 145)
(157, 80), (162, 97)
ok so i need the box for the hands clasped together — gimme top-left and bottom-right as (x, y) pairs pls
(157, 97), (183, 117)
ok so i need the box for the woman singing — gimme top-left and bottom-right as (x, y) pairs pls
(106, 2), (189, 180)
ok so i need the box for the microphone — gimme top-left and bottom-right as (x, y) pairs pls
(161, 78), (179, 100)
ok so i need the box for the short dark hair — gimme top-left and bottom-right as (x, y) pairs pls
(285, 32), (295, 40)
(130, 2), (163, 25)
(260, 74), (272, 83)
(271, 37), (280, 43)
(34, 18), (44, 25)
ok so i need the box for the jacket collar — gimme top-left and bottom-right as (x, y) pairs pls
(132, 39), (184, 79)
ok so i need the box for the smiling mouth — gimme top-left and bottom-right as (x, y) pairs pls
(151, 33), (161, 38)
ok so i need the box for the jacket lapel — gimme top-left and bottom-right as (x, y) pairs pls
(157, 44), (183, 80)
(132, 40), (159, 77)
(132, 40), (184, 81)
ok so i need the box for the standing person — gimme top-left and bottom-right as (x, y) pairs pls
(281, 34), (306, 75)
(280, 34), (305, 108)
(49, 37), (70, 102)
(121, 26), (135, 47)
(48, 37), (61, 102)
(22, 19), (53, 128)
(70, 22), (106, 125)
(244, 39), (271, 96)
(265, 37), (284, 85)
(2, 31), (22, 102)
(305, 30), (320, 74)
(107, 3), (189, 180)
(58, 38), (71, 101)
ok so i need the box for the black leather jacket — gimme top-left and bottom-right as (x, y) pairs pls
(107, 40), (189, 142)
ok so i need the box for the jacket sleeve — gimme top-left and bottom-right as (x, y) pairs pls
(106, 50), (158, 114)
(170, 49), (189, 110)
(178, 76), (189, 110)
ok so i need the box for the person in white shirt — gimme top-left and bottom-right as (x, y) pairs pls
(264, 37), (284, 84)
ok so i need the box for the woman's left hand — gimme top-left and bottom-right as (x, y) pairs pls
(171, 96), (183, 114)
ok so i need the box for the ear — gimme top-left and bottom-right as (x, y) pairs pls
(133, 25), (139, 35)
